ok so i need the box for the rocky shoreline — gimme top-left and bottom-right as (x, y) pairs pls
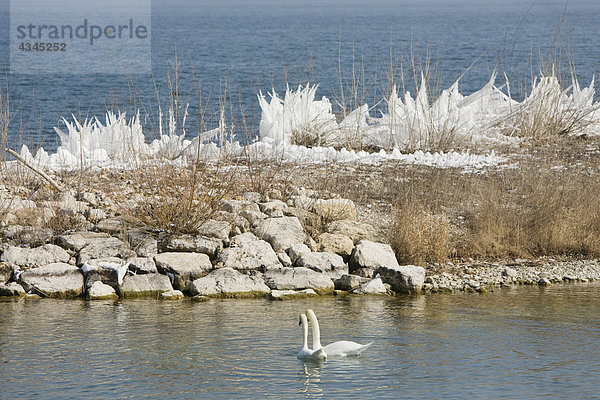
(1, 186), (599, 301)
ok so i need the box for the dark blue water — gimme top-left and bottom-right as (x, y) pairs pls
(1, 0), (599, 150)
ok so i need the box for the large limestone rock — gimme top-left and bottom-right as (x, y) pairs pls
(19, 263), (84, 298)
(76, 237), (134, 266)
(259, 200), (288, 217)
(2, 225), (53, 246)
(158, 234), (222, 258)
(197, 219), (231, 241)
(216, 232), (281, 271)
(349, 240), (400, 278)
(0, 282), (26, 297)
(127, 257), (158, 274)
(254, 216), (307, 252)
(376, 265), (425, 294)
(56, 231), (111, 252)
(263, 267), (334, 293)
(82, 258), (130, 292)
(120, 273), (174, 298)
(159, 290), (185, 300)
(313, 198), (357, 221)
(327, 220), (378, 244)
(334, 274), (369, 291)
(126, 229), (158, 257)
(296, 252), (347, 276)
(1, 244), (70, 268)
(87, 281), (119, 300)
(317, 232), (354, 260)
(286, 243), (312, 264)
(268, 289), (318, 300)
(154, 252), (212, 291)
(188, 268), (270, 298)
(238, 210), (268, 225)
(352, 277), (388, 295)
(0, 263), (13, 283)
(95, 216), (130, 235)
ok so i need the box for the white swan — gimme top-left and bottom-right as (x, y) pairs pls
(297, 313), (327, 361)
(305, 309), (373, 357)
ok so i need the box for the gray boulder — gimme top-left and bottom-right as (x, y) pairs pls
(19, 263), (84, 298)
(286, 243), (312, 264)
(56, 231), (111, 252)
(0, 263), (13, 283)
(216, 232), (281, 271)
(239, 210), (268, 225)
(1, 244), (70, 268)
(376, 265), (425, 294)
(2, 225), (53, 246)
(197, 219), (231, 241)
(76, 237), (134, 266)
(327, 220), (378, 244)
(349, 240), (400, 278)
(317, 232), (354, 260)
(263, 267), (334, 293)
(120, 273), (174, 298)
(0, 282), (26, 297)
(154, 252), (212, 291)
(158, 234), (222, 258)
(296, 252), (347, 277)
(352, 277), (388, 295)
(268, 289), (318, 300)
(259, 200), (288, 216)
(95, 217), (129, 234)
(128, 257), (157, 274)
(126, 229), (158, 257)
(82, 257), (128, 292)
(87, 281), (119, 300)
(188, 268), (270, 298)
(334, 274), (370, 291)
(254, 216), (307, 252)
(159, 290), (185, 300)
(277, 252), (292, 267)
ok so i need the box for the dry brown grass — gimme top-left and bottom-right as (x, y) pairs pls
(293, 137), (600, 264)
(391, 204), (451, 264)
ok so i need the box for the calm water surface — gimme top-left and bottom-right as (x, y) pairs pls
(1, 283), (599, 399)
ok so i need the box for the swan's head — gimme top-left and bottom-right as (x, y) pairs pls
(299, 313), (307, 326)
(305, 309), (317, 320)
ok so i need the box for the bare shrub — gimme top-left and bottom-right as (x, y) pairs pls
(121, 160), (243, 234)
(391, 203), (451, 265)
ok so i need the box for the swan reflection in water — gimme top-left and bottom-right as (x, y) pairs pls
(298, 359), (324, 397)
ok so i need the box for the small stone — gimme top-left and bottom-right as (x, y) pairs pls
(278, 252), (292, 267)
(538, 278), (552, 287)
(268, 289), (317, 300)
(159, 290), (185, 300)
(286, 243), (312, 264)
(0, 282), (26, 297)
(503, 267), (517, 278)
(87, 281), (119, 300)
(191, 295), (211, 302)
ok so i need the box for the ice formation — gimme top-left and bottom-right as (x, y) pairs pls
(12, 72), (600, 172)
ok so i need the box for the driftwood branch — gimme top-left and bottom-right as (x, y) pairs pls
(3, 147), (63, 192)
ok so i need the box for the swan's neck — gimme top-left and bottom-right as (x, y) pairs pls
(301, 316), (309, 350)
(306, 311), (322, 349)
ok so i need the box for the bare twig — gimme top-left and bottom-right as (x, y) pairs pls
(4, 147), (63, 192)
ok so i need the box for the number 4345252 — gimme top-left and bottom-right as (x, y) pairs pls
(19, 42), (67, 51)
